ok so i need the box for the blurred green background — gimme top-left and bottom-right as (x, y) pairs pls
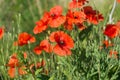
(0, 0), (120, 33)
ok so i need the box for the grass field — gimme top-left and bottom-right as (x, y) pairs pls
(0, 0), (120, 80)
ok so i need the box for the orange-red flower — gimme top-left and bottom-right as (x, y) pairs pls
(7, 54), (19, 68)
(8, 67), (16, 78)
(33, 12), (49, 34)
(109, 50), (118, 58)
(64, 10), (86, 30)
(64, 10), (74, 30)
(73, 11), (86, 24)
(33, 46), (42, 55)
(0, 27), (4, 39)
(49, 31), (74, 56)
(48, 6), (66, 28)
(17, 32), (36, 46)
(33, 20), (48, 34)
(34, 40), (52, 55)
(7, 54), (27, 78)
(69, 0), (88, 9)
(104, 24), (119, 38)
(83, 6), (104, 24)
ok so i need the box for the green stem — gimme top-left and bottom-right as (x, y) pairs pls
(109, 0), (117, 23)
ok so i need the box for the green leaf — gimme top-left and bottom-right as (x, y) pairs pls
(36, 74), (50, 80)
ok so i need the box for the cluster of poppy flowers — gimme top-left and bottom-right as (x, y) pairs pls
(0, 0), (120, 78)
(7, 53), (46, 78)
(32, 0), (104, 56)
(17, 0), (105, 57)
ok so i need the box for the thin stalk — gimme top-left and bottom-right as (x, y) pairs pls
(35, 0), (43, 16)
(109, 0), (117, 23)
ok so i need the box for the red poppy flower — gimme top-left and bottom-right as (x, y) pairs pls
(49, 31), (74, 56)
(109, 50), (118, 58)
(33, 20), (48, 34)
(7, 54), (19, 68)
(64, 10), (74, 30)
(34, 40), (52, 55)
(0, 27), (4, 39)
(73, 11), (86, 24)
(69, 0), (88, 9)
(7, 54), (19, 78)
(17, 32), (36, 46)
(64, 10), (86, 30)
(8, 66), (27, 78)
(33, 46), (42, 55)
(48, 6), (66, 28)
(83, 6), (104, 24)
(33, 12), (49, 34)
(104, 24), (119, 38)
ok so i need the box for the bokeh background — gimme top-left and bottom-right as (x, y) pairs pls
(0, 0), (120, 33)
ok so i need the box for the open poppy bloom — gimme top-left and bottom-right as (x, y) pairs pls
(48, 6), (66, 28)
(34, 40), (52, 55)
(104, 24), (119, 38)
(83, 6), (104, 24)
(33, 12), (49, 34)
(64, 10), (86, 30)
(0, 27), (4, 39)
(73, 11), (86, 24)
(49, 31), (74, 56)
(16, 32), (36, 46)
(69, 0), (88, 9)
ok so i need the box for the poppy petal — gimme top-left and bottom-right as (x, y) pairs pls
(53, 45), (71, 56)
(8, 67), (15, 78)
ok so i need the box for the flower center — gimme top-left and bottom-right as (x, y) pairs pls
(51, 14), (55, 17)
(74, 16), (78, 19)
(59, 40), (65, 46)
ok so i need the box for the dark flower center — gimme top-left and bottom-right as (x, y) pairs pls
(60, 41), (64, 45)
(74, 16), (78, 19)
(58, 40), (65, 46)
(51, 14), (55, 17)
